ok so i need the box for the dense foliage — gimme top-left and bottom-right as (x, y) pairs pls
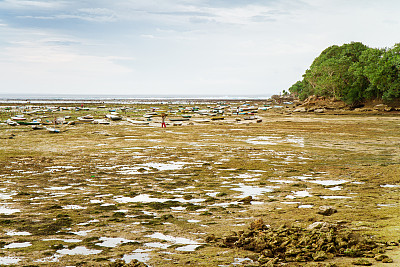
(289, 42), (400, 105)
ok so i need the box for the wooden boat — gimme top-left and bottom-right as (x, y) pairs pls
(211, 116), (224, 121)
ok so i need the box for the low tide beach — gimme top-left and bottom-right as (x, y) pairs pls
(0, 98), (399, 266)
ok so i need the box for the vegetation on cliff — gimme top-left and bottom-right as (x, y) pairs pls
(289, 42), (400, 105)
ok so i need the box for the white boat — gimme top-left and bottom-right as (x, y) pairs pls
(45, 127), (60, 133)
(32, 125), (44, 130)
(105, 114), (122, 121)
(6, 119), (19, 126)
(11, 115), (26, 121)
(127, 119), (150, 125)
(77, 115), (94, 123)
(93, 119), (110, 125)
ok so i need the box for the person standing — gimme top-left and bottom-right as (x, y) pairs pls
(161, 113), (167, 128)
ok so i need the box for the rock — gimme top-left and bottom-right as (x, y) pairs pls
(382, 257), (393, 263)
(374, 254), (389, 261)
(313, 251), (328, 261)
(239, 196), (253, 204)
(250, 218), (266, 230)
(317, 206), (337, 216)
(314, 108), (325, 113)
(352, 258), (372, 266)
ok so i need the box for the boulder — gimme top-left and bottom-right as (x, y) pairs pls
(317, 206), (337, 216)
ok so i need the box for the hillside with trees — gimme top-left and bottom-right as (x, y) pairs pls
(289, 42), (400, 106)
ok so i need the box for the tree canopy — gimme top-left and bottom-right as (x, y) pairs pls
(289, 42), (400, 105)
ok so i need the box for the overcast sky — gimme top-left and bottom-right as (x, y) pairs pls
(0, 0), (399, 96)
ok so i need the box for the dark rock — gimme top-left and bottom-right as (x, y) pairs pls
(317, 206), (337, 216)
(352, 258), (372, 266)
(239, 195), (253, 204)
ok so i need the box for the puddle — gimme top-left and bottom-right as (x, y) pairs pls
(246, 135), (304, 147)
(0, 193), (14, 199)
(298, 205), (314, 208)
(77, 219), (99, 226)
(146, 232), (201, 245)
(123, 249), (152, 263)
(139, 162), (190, 171)
(231, 184), (275, 198)
(0, 257), (21, 265)
(70, 230), (93, 236)
(145, 242), (170, 249)
(320, 196), (352, 199)
(328, 186), (342, 191)
(4, 242), (32, 249)
(115, 194), (205, 204)
(380, 184), (399, 188)
(269, 179), (294, 184)
(285, 190), (312, 199)
(309, 180), (348, 186)
(62, 205), (86, 210)
(232, 257), (255, 265)
(0, 206), (20, 215)
(43, 238), (81, 243)
(36, 254), (62, 263)
(96, 237), (135, 248)
(57, 246), (102, 255)
(44, 186), (72, 190)
(176, 244), (201, 251)
(6, 231), (31, 236)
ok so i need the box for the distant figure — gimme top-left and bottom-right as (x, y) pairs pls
(161, 113), (167, 128)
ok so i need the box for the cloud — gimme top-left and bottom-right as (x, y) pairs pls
(0, 0), (65, 9)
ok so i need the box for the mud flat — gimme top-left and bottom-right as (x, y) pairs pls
(0, 102), (399, 266)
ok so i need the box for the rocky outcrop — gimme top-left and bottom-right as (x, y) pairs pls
(208, 219), (393, 265)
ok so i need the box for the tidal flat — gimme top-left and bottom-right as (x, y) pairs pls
(0, 102), (399, 266)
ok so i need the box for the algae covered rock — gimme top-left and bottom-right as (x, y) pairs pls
(215, 219), (389, 264)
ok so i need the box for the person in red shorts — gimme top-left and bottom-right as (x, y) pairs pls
(161, 113), (167, 128)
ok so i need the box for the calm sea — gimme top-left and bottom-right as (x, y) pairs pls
(0, 94), (272, 104)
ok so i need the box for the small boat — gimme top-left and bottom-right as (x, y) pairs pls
(45, 127), (60, 133)
(6, 119), (19, 126)
(182, 115), (192, 118)
(32, 125), (44, 130)
(244, 116), (257, 120)
(78, 115), (94, 123)
(93, 119), (110, 125)
(127, 119), (150, 125)
(105, 114), (122, 121)
(17, 120), (41, 125)
(193, 119), (211, 123)
(11, 115), (26, 121)
(211, 116), (224, 121)
(169, 118), (189, 122)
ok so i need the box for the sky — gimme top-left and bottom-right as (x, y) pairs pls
(0, 0), (399, 96)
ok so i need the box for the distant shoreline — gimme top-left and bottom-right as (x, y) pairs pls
(0, 94), (272, 104)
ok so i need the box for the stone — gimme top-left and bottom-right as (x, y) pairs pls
(374, 254), (389, 261)
(352, 258), (372, 266)
(239, 196), (253, 204)
(317, 206), (337, 216)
